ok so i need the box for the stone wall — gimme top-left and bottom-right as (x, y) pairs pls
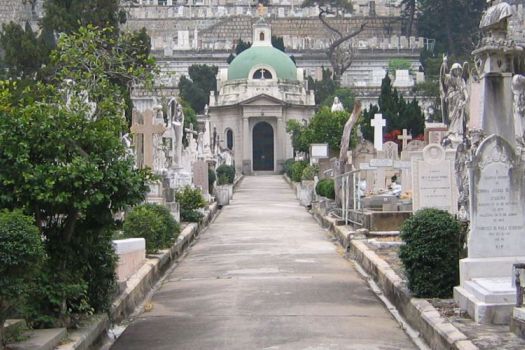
(124, 15), (411, 52)
(0, 0), (33, 26)
(123, 0), (401, 18)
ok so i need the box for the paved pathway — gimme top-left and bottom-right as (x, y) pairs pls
(111, 176), (416, 350)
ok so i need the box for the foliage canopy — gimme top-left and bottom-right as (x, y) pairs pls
(0, 25), (155, 327)
(360, 74), (425, 145)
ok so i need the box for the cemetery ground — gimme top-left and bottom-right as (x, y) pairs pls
(109, 175), (417, 350)
(312, 203), (525, 350)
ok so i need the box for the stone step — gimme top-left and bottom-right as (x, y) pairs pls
(7, 328), (67, 350)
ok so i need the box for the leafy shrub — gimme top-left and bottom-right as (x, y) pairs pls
(216, 164), (235, 185)
(399, 208), (461, 298)
(290, 161), (308, 182)
(301, 164), (319, 181)
(208, 168), (216, 194)
(283, 158), (295, 177)
(176, 186), (206, 222)
(315, 178), (335, 199)
(0, 210), (45, 345)
(123, 203), (180, 254)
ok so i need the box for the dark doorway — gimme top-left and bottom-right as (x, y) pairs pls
(252, 122), (274, 171)
(226, 129), (234, 150)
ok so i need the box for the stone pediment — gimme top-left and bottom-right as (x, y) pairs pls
(238, 94), (285, 107)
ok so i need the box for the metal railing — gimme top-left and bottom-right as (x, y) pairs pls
(334, 169), (364, 226)
(514, 264), (525, 307)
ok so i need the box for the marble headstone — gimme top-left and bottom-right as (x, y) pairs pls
(455, 135), (525, 324)
(192, 160), (209, 195)
(411, 144), (457, 213)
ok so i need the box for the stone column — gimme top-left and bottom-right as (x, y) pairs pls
(242, 117), (251, 174)
(276, 117), (284, 173)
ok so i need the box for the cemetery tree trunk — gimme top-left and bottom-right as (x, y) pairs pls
(316, 7), (367, 84)
(335, 101), (362, 207)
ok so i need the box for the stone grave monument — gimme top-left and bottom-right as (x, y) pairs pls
(192, 160), (210, 199)
(371, 113), (386, 151)
(455, 135), (524, 324)
(454, 0), (525, 325)
(411, 143), (457, 214)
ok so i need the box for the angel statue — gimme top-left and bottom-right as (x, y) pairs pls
(331, 97), (344, 112)
(512, 74), (525, 148)
(440, 56), (469, 146)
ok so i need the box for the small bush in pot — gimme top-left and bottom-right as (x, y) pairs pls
(316, 178), (335, 199)
(216, 164), (235, 184)
(301, 164), (319, 181)
(399, 208), (461, 298)
(290, 161), (308, 182)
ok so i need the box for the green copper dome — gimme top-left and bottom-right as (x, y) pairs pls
(228, 46), (297, 81)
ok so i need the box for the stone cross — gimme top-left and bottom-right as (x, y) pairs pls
(397, 129), (412, 150)
(130, 110), (167, 169)
(371, 114), (386, 151)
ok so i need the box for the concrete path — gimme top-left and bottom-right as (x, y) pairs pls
(111, 176), (416, 350)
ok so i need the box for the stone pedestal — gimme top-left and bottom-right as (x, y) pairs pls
(146, 181), (165, 205)
(469, 72), (515, 147)
(454, 256), (521, 324)
(113, 238), (146, 283)
(454, 136), (525, 324)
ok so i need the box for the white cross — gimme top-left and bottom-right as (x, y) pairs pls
(397, 129), (413, 150)
(371, 114), (386, 151)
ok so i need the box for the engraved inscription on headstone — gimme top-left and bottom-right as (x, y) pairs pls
(469, 135), (525, 258)
(412, 144), (456, 213)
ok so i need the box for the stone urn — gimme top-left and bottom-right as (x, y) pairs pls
(215, 185), (230, 206)
(298, 180), (315, 207)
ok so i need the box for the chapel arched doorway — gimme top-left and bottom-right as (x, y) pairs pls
(252, 121), (274, 171)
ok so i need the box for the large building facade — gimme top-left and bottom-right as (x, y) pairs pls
(209, 18), (315, 174)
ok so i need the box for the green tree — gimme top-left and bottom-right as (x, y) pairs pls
(320, 87), (355, 111)
(0, 22), (50, 79)
(178, 64), (218, 113)
(179, 98), (198, 147)
(235, 38), (252, 55)
(41, 0), (126, 35)
(271, 36), (285, 52)
(361, 74), (425, 143)
(417, 0), (486, 56)
(286, 119), (310, 154)
(0, 26), (155, 327)
(288, 107), (359, 155)
(308, 67), (337, 105)
(0, 210), (45, 348)
(0, 1), (150, 124)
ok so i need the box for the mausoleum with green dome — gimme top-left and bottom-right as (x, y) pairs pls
(209, 16), (315, 175)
